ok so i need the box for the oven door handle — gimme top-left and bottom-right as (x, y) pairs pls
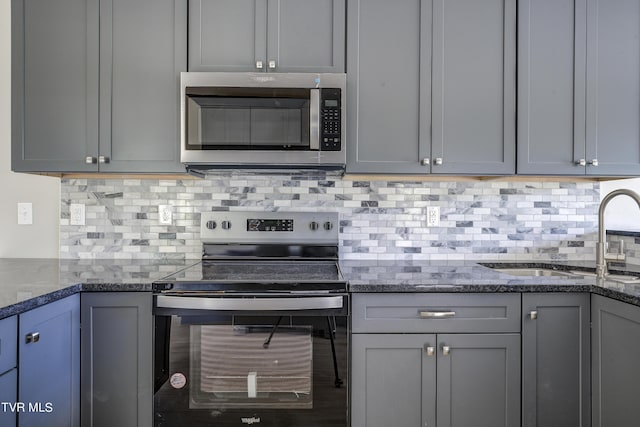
(155, 295), (344, 311)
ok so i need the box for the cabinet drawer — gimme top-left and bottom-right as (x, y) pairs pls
(0, 316), (17, 375)
(352, 293), (521, 333)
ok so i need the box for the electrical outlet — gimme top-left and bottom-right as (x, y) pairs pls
(426, 206), (440, 227)
(17, 203), (33, 225)
(159, 205), (173, 225)
(70, 203), (86, 226)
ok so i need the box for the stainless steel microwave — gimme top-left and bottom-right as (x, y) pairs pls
(180, 72), (346, 171)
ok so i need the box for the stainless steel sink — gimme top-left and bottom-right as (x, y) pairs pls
(569, 271), (640, 283)
(493, 268), (575, 278)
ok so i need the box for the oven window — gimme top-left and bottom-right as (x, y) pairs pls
(190, 323), (313, 409)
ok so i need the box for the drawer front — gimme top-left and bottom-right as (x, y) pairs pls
(0, 316), (17, 375)
(352, 293), (521, 333)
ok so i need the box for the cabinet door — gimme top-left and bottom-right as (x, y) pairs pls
(266, 0), (345, 72)
(19, 294), (80, 427)
(11, 0), (99, 172)
(585, 0), (640, 175)
(522, 293), (590, 427)
(80, 292), (152, 427)
(0, 369), (17, 427)
(351, 334), (436, 427)
(437, 334), (520, 427)
(430, 0), (515, 175)
(346, 0), (432, 174)
(189, 0), (267, 72)
(98, 0), (186, 173)
(592, 295), (640, 427)
(517, 0), (587, 175)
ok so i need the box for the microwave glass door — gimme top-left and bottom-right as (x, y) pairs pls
(186, 88), (313, 150)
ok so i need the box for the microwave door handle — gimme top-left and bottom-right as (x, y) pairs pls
(310, 89), (320, 150)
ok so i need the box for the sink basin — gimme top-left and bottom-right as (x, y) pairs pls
(493, 268), (575, 277)
(569, 271), (640, 283)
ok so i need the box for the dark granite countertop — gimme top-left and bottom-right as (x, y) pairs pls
(4, 257), (640, 319)
(341, 259), (640, 307)
(0, 258), (192, 319)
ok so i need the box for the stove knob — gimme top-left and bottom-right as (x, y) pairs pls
(309, 221), (319, 231)
(221, 220), (232, 230)
(205, 220), (217, 230)
(323, 221), (334, 231)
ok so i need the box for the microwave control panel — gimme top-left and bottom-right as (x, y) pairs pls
(320, 88), (342, 151)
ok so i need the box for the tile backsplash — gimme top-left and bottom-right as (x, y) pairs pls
(60, 173), (600, 261)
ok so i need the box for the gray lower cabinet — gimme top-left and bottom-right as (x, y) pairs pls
(80, 292), (152, 427)
(351, 293), (521, 427)
(12, 0), (186, 173)
(0, 369), (18, 427)
(522, 293), (590, 427)
(518, 0), (640, 176)
(592, 294), (640, 427)
(0, 316), (17, 427)
(189, 0), (345, 73)
(346, 0), (515, 175)
(18, 294), (80, 427)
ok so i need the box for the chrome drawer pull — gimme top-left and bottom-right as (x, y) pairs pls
(419, 310), (456, 318)
(25, 332), (40, 344)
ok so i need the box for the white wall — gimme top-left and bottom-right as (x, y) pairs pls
(0, 0), (59, 258)
(601, 178), (640, 232)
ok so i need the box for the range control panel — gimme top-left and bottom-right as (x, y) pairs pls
(201, 211), (339, 244)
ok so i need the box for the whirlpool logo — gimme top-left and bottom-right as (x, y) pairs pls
(241, 417), (261, 425)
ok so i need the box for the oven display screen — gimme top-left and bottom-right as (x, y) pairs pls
(247, 219), (294, 232)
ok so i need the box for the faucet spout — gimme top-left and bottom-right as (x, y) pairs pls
(597, 189), (640, 278)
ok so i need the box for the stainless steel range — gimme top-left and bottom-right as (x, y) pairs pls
(153, 211), (348, 427)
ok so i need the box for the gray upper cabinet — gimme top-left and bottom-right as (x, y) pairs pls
(19, 294), (80, 427)
(12, 0), (186, 173)
(346, 0), (431, 174)
(430, 0), (516, 175)
(97, 0), (186, 173)
(519, 0), (640, 176)
(585, 0), (640, 175)
(11, 0), (99, 172)
(347, 0), (515, 175)
(189, 0), (345, 73)
(592, 294), (640, 427)
(522, 293), (590, 427)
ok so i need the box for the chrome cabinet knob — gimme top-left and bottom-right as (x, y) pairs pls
(421, 158), (430, 166)
(529, 310), (538, 320)
(85, 156), (97, 164)
(442, 345), (451, 356)
(256, 60), (264, 69)
(589, 159), (599, 166)
(576, 159), (586, 166)
(98, 156), (110, 164)
(434, 157), (443, 166)
(425, 345), (435, 357)
(268, 60), (276, 69)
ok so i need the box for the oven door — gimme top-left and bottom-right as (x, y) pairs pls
(153, 294), (349, 427)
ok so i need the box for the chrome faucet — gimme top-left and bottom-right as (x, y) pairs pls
(596, 189), (640, 278)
